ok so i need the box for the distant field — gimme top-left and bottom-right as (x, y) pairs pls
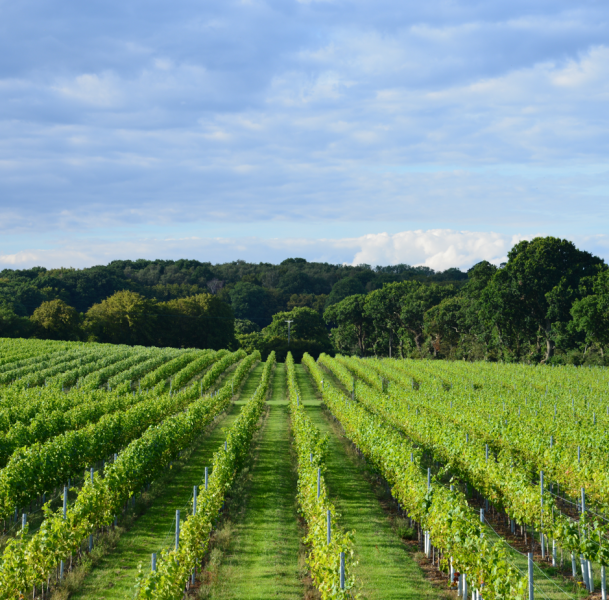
(0, 338), (603, 599)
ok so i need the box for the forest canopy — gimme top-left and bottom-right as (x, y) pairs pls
(1, 237), (607, 364)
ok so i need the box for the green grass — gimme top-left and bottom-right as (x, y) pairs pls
(202, 364), (304, 600)
(296, 364), (440, 600)
(71, 363), (265, 600)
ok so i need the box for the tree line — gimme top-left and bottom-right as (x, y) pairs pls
(6, 292), (236, 351)
(1, 236), (607, 365)
(0, 257), (467, 325)
(324, 237), (608, 364)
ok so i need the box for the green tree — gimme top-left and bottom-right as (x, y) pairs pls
(325, 278), (366, 308)
(400, 282), (457, 353)
(324, 294), (373, 356)
(450, 261), (500, 360)
(571, 269), (609, 356)
(236, 331), (265, 354)
(157, 294), (236, 350)
(30, 299), (81, 341)
(423, 296), (463, 357)
(84, 290), (156, 345)
(364, 282), (410, 357)
(287, 293), (328, 314)
(235, 318), (260, 335)
(228, 282), (277, 327)
(0, 303), (32, 338)
(481, 237), (603, 362)
(263, 307), (329, 345)
(277, 271), (329, 295)
(464, 261), (498, 299)
(363, 281), (455, 356)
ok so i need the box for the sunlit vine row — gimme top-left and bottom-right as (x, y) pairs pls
(286, 352), (356, 599)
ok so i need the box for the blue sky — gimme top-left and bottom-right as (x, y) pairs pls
(1, 0), (608, 270)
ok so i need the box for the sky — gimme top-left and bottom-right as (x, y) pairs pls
(1, 0), (608, 271)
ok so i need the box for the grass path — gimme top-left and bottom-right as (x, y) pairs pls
(295, 364), (439, 600)
(206, 364), (304, 600)
(73, 363), (265, 600)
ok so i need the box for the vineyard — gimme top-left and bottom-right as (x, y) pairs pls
(0, 338), (605, 600)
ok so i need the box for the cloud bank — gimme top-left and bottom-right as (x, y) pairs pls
(3, 229), (607, 273)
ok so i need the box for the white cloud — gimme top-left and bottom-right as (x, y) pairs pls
(346, 230), (528, 269)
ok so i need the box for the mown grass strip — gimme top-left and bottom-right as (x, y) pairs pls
(204, 365), (303, 600)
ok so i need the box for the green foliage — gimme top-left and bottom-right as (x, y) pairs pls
(0, 351), (261, 596)
(324, 277), (366, 308)
(83, 291), (235, 349)
(571, 269), (609, 355)
(0, 304), (33, 338)
(423, 296), (462, 357)
(156, 293), (236, 350)
(237, 307), (333, 361)
(321, 238), (608, 362)
(169, 349), (227, 390)
(46, 346), (136, 389)
(287, 293), (328, 314)
(257, 336), (332, 362)
(361, 280), (456, 355)
(137, 350), (201, 390)
(399, 282), (457, 351)
(277, 270), (329, 296)
(84, 290), (157, 345)
(307, 354), (527, 599)
(324, 294), (373, 356)
(340, 355), (602, 562)
(0, 345), (102, 387)
(286, 353), (356, 599)
(236, 330), (264, 354)
(229, 282), (278, 325)
(106, 348), (182, 389)
(0, 383), (144, 467)
(234, 318), (260, 334)
(76, 349), (159, 391)
(2, 236), (609, 363)
(481, 237), (604, 362)
(30, 299), (82, 341)
(263, 306), (329, 343)
(0, 349), (245, 518)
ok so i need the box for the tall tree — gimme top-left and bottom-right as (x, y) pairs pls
(0, 303), (33, 338)
(364, 281), (456, 355)
(228, 282), (277, 327)
(364, 282), (410, 357)
(481, 237), (604, 362)
(263, 306), (329, 345)
(157, 294), (236, 349)
(324, 294), (373, 356)
(423, 296), (462, 356)
(84, 290), (156, 345)
(324, 278), (366, 308)
(399, 282), (457, 352)
(30, 299), (81, 341)
(571, 269), (609, 356)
